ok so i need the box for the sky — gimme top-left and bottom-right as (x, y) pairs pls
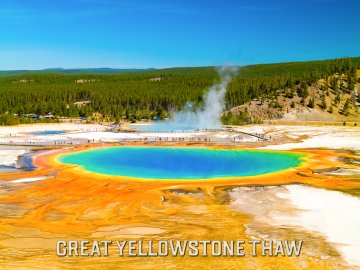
(0, 0), (359, 70)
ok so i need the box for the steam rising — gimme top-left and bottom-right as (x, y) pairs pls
(151, 66), (238, 131)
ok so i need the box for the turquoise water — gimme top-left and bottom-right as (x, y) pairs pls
(31, 130), (65, 135)
(58, 147), (304, 179)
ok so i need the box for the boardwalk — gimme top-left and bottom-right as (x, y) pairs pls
(0, 129), (269, 147)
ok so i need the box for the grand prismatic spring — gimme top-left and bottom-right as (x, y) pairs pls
(0, 132), (360, 270)
(57, 147), (305, 179)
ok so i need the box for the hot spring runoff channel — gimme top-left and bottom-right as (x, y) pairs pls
(58, 147), (305, 179)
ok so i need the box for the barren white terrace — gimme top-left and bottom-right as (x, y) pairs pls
(0, 148), (28, 167)
(230, 185), (360, 267)
(0, 123), (258, 145)
(235, 125), (360, 151)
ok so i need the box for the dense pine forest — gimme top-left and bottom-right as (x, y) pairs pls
(0, 57), (359, 125)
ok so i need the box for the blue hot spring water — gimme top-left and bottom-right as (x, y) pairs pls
(58, 147), (305, 180)
(30, 130), (65, 135)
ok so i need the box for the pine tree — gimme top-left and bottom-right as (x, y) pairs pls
(343, 99), (351, 116)
(308, 98), (314, 108)
(335, 93), (341, 105)
(321, 95), (327, 110)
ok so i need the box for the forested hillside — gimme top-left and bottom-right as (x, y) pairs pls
(0, 57), (359, 125)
